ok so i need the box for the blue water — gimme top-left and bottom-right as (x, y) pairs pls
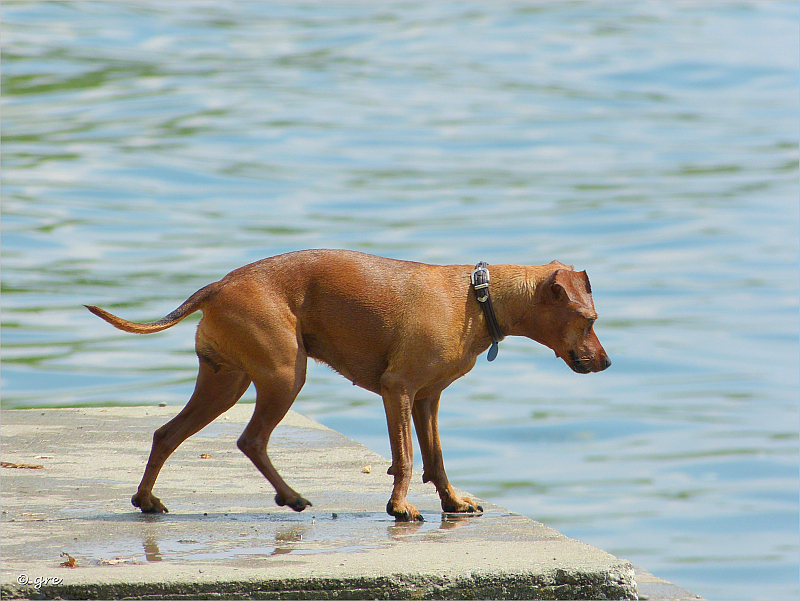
(2, 3), (798, 599)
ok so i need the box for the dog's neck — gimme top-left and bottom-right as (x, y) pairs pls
(479, 263), (563, 339)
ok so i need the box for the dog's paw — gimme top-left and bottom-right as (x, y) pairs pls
(442, 496), (483, 515)
(131, 492), (169, 514)
(386, 500), (424, 522)
(275, 493), (312, 512)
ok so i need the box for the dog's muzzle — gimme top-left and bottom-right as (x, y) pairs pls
(568, 350), (612, 374)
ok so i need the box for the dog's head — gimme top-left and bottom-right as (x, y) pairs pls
(525, 263), (611, 374)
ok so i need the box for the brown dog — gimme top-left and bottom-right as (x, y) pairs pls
(86, 249), (610, 521)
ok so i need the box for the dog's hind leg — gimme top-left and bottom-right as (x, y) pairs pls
(236, 354), (311, 512)
(132, 359), (251, 513)
(412, 394), (483, 515)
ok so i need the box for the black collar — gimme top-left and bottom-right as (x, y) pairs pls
(471, 262), (505, 362)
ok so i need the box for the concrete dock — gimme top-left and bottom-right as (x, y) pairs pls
(1, 406), (702, 600)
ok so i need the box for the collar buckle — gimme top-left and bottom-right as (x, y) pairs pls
(471, 261), (504, 361)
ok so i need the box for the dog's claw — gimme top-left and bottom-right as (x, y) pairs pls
(442, 497), (484, 515)
(290, 498), (312, 512)
(405, 511), (424, 522)
(131, 492), (168, 514)
(275, 493), (312, 512)
(386, 500), (424, 522)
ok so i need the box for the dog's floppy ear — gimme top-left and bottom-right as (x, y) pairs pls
(547, 269), (572, 302)
(580, 270), (592, 295)
(548, 268), (592, 305)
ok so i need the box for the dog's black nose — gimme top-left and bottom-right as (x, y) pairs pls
(602, 356), (612, 370)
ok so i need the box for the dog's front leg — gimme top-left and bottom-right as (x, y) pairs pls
(381, 374), (423, 522)
(412, 394), (483, 515)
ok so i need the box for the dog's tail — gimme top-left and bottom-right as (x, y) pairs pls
(85, 283), (218, 334)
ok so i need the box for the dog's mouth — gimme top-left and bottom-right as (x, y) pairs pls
(567, 350), (611, 374)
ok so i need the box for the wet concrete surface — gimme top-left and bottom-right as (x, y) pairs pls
(1, 406), (701, 599)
